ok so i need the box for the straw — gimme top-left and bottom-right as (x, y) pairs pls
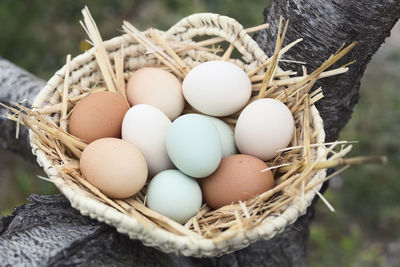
(1, 9), (383, 245)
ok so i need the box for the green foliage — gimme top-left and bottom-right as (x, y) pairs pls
(0, 149), (57, 216)
(0, 0), (269, 79)
(309, 46), (400, 265)
(339, 59), (400, 237)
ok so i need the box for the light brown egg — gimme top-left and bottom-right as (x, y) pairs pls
(69, 91), (129, 143)
(80, 138), (148, 199)
(126, 67), (184, 120)
(200, 154), (274, 209)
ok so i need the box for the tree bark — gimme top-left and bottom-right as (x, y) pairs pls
(1, 0), (399, 266)
(255, 0), (400, 142)
(0, 58), (44, 161)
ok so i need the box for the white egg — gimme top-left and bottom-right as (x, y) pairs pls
(201, 115), (237, 157)
(182, 60), (252, 117)
(146, 169), (202, 224)
(122, 104), (173, 175)
(235, 98), (294, 160)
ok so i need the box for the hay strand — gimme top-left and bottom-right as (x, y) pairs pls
(1, 10), (381, 246)
(257, 17), (288, 98)
(80, 7), (118, 93)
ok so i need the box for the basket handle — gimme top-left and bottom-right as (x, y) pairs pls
(167, 13), (267, 66)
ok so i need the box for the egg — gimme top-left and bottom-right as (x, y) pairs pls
(235, 98), (294, 161)
(200, 154), (274, 209)
(69, 91), (129, 143)
(126, 67), (184, 120)
(146, 169), (202, 224)
(182, 60), (252, 117)
(80, 138), (148, 199)
(122, 104), (173, 176)
(201, 115), (237, 157)
(166, 114), (222, 178)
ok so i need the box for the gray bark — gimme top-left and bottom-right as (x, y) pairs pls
(0, 194), (313, 267)
(0, 58), (44, 161)
(1, 0), (400, 266)
(255, 0), (400, 142)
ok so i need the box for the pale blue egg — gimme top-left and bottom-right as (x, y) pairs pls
(166, 114), (222, 178)
(146, 170), (202, 224)
(201, 115), (238, 157)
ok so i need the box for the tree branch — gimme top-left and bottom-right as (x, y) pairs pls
(0, 58), (44, 161)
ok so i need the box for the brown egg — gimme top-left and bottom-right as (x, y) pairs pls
(80, 138), (148, 199)
(69, 91), (129, 143)
(200, 154), (274, 209)
(126, 67), (184, 120)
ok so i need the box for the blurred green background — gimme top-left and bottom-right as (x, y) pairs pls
(0, 1), (399, 265)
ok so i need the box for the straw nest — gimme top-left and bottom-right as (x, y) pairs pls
(2, 8), (381, 257)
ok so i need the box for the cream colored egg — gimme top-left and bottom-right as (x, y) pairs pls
(126, 67), (184, 120)
(182, 60), (252, 117)
(235, 98), (294, 160)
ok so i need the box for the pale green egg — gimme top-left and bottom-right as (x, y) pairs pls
(146, 170), (202, 224)
(166, 114), (222, 178)
(201, 115), (238, 157)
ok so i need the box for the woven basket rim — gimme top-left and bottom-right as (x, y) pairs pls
(29, 12), (327, 257)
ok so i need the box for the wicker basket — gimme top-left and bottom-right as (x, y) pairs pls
(29, 13), (329, 257)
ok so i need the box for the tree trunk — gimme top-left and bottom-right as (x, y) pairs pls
(256, 0), (400, 142)
(1, 1), (399, 266)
